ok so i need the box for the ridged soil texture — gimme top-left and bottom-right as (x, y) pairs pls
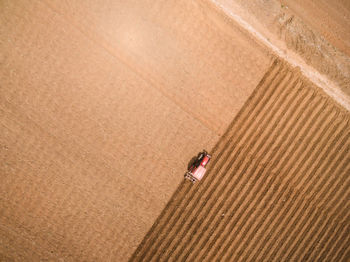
(130, 59), (350, 262)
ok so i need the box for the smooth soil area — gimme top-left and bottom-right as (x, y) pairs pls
(1, 0), (271, 261)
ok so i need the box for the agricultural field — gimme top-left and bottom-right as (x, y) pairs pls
(1, 0), (349, 261)
(131, 60), (350, 261)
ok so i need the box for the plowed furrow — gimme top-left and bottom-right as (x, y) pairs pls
(167, 71), (298, 261)
(180, 73), (304, 260)
(146, 61), (289, 261)
(249, 135), (349, 262)
(255, 116), (349, 261)
(200, 81), (314, 262)
(290, 154), (350, 260)
(130, 60), (350, 262)
(132, 60), (283, 262)
(331, 223), (350, 262)
(228, 107), (344, 262)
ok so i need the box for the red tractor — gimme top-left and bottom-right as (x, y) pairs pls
(185, 150), (211, 183)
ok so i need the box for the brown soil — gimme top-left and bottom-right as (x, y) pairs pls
(0, 0), (271, 261)
(282, 0), (350, 57)
(131, 60), (350, 262)
(1, 0), (349, 261)
(214, 0), (350, 100)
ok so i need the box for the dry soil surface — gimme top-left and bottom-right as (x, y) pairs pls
(214, 0), (350, 100)
(131, 60), (350, 262)
(0, 0), (271, 261)
(1, 0), (349, 261)
(282, 0), (350, 57)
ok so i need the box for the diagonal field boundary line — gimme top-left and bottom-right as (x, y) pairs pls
(129, 59), (350, 262)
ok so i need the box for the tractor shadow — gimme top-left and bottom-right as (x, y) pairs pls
(187, 151), (204, 170)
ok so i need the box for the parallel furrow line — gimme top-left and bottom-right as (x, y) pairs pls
(271, 146), (350, 261)
(302, 195), (350, 261)
(258, 127), (349, 261)
(196, 82), (317, 262)
(136, 60), (284, 261)
(228, 103), (342, 261)
(332, 222), (350, 262)
(254, 142), (349, 262)
(164, 70), (299, 261)
(317, 202), (350, 261)
(294, 148), (350, 260)
(224, 98), (337, 261)
(147, 63), (291, 261)
(179, 74), (304, 262)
